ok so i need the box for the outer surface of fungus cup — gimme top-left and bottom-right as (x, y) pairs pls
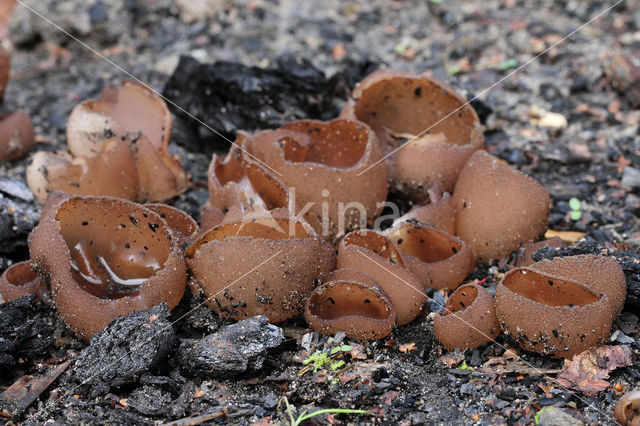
(385, 222), (474, 291)
(392, 192), (456, 235)
(0, 110), (35, 163)
(615, 390), (640, 426)
(305, 268), (396, 340)
(434, 284), (499, 350)
(496, 266), (614, 358)
(244, 119), (388, 243)
(66, 81), (188, 202)
(0, 46), (9, 102)
(26, 139), (138, 203)
(341, 69), (483, 195)
(186, 212), (336, 323)
(338, 229), (426, 325)
(0, 261), (45, 302)
(453, 150), (551, 263)
(29, 196), (187, 341)
(527, 254), (627, 317)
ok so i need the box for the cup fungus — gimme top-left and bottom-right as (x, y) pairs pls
(385, 222), (474, 291)
(453, 150), (551, 263)
(434, 283), (499, 350)
(65, 81), (189, 202)
(341, 69), (483, 196)
(145, 203), (199, 245)
(29, 196), (187, 340)
(0, 46), (9, 102)
(392, 192), (456, 235)
(338, 229), (426, 325)
(243, 119), (388, 242)
(496, 264), (615, 358)
(199, 203), (225, 232)
(615, 390), (640, 426)
(26, 138), (138, 203)
(186, 211), (335, 323)
(0, 261), (45, 303)
(0, 109), (35, 163)
(305, 268), (396, 340)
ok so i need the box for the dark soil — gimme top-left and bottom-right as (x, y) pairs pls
(1, 0), (640, 424)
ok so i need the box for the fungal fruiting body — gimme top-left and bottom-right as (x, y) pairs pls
(0, 109), (35, 163)
(342, 69), (483, 199)
(29, 195), (187, 340)
(615, 390), (640, 426)
(0, 261), (45, 303)
(434, 283), (499, 350)
(495, 255), (625, 358)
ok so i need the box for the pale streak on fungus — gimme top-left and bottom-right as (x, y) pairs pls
(338, 229), (426, 325)
(0, 110), (35, 163)
(0, 261), (45, 303)
(29, 196), (187, 341)
(496, 259), (616, 358)
(186, 210), (336, 323)
(453, 150), (551, 263)
(243, 119), (388, 243)
(65, 80), (189, 202)
(385, 222), (474, 291)
(305, 268), (396, 340)
(26, 138), (138, 203)
(341, 69), (483, 197)
(434, 283), (499, 350)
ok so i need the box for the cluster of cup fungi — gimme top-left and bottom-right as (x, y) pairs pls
(0, 58), (633, 410)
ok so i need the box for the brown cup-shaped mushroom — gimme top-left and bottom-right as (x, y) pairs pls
(496, 266), (614, 358)
(66, 81), (189, 202)
(341, 69), (483, 195)
(0, 261), (45, 303)
(305, 268), (396, 340)
(0, 46), (9, 102)
(392, 192), (456, 234)
(615, 390), (640, 426)
(244, 119), (388, 243)
(186, 211), (336, 323)
(0, 110), (35, 163)
(434, 284), (499, 350)
(453, 150), (551, 263)
(199, 203), (225, 232)
(29, 196), (187, 341)
(527, 254), (626, 317)
(145, 203), (199, 245)
(337, 229), (426, 325)
(385, 222), (474, 291)
(26, 138), (138, 203)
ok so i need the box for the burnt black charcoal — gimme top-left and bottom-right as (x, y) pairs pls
(126, 385), (173, 417)
(178, 316), (283, 377)
(73, 303), (176, 397)
(0, 296), (53, 371)
(0, 178), (40, 257)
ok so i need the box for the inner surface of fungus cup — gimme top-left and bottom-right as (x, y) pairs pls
(434, 283), (499, 350)
(495, 258), (619, 358)
(385, 222), (474, 291)
(186, 211), (336, 323)
(0, 261), (45, 303)
(453, 150), (551, 263)
(341, 69), (483, 197)
(338, 229), (426, 325)
(305, 268), (396, 340)
(65, 80), (189, 202)
(242, 119), (388, 243)
(29, 196), (187, 341)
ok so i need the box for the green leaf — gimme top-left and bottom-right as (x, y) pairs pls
(570, 210), (582, 221)
(497, 58), (518, 70)
(430, 0), (443, 4)
(448, 65), (461, 76)
(340, 344), (352, 352)
(569, 197), (581, 211)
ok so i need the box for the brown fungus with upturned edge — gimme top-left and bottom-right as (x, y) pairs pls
(385, 222), (474, 291)
(65, 81), (189, 202)
(341, 69), (483, 197)
(434, 283), (499, 350)
(186, 210), (335, 323)
(0, 109), (35, 163)
(0, 261), (45, 303)
(453, 150), (551, 263)
(615, 390), (640, 426)
(496, 263), (615, 358)
(243, 119), (388, 243)
(145, 203), (199, 245)
(305, 268), (396, 340)
(338, 229), (426, 325)
(392, 192), (456, 234)
(29, 196), (187, 341)
(26, 138), (138, 203)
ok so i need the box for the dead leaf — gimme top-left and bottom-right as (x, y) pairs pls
(398, 342), (416, 353)
(556, 345), (633, 396)
(544, 229), (586, 242)
(436, 350), (465, 367)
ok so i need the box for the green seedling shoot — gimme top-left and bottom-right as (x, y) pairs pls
(283, 397), (369, 426)
(569, 197), (582, 221)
